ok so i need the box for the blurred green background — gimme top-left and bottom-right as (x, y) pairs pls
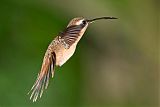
(0, 0), (158, 107)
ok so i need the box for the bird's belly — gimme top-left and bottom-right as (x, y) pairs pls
(56, 44), (77, 66)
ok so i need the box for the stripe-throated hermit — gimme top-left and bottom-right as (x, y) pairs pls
(28, 16), (117, 102)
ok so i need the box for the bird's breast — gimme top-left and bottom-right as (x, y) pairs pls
(55, 43), (77, 66)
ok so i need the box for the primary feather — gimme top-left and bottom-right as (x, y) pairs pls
(28, 52), (56, 102)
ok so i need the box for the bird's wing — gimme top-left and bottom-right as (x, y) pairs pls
(59, 25), (82, 47)
(28, 52), (56, 102)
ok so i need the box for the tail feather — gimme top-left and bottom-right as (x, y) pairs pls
(28, 52), (56, 102)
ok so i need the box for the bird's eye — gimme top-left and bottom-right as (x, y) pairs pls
(82, 20), (87, 25)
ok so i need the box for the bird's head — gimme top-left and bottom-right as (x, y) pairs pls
(67, 16), (118, 28)
(67, 17), (88, 28)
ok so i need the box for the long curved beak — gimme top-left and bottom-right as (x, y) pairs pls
(86, 16), (118, 23)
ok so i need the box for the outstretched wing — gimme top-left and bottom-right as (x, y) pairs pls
(59, 25), (82, 47)
(28, 52), (56, 102)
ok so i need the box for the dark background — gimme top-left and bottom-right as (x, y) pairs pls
(0, 0), (158, 107)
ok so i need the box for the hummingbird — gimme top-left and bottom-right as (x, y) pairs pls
(28, 16), (117, 102)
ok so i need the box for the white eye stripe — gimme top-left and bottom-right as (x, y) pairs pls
(76, 19), (84, 25)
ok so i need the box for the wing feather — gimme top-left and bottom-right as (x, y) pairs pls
(28, 52), (56, 102)
(59, 25), (82, 46)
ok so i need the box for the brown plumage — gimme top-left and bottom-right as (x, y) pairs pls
(28, 16), (117, 102)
